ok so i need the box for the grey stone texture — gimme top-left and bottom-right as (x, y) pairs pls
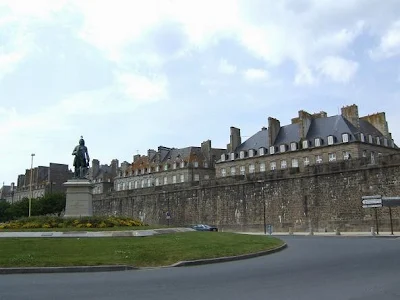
(64, 179), (94, 217)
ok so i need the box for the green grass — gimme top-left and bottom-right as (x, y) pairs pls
(0, 225), (166, 232)
(0, 232), (284, 268)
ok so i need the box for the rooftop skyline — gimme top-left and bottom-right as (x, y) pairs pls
(1, 0), (400, 184)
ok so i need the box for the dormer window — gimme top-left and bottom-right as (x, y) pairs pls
(368, 135), (373, 143)
(221, 154), (226, 162)
(156, 166), (160, 172)
(384, 138), (388, 147)
(142, 168), (145, 174)
(230, 153), (235, 160)
(302, 140), (309, 149)
(194, 161), (199, 168)
(360, 133), (365, 142)
(376, 137), (381, 145)
(391, 140), (395, 148)
(327, 136), (334, 145)
(269, 146), (275, 154)
(239, 151), (246, 159)
(135, 170), (138, 176)
(164, 164), (168, 171)
(204, 162), (208, 168)
(290, 142), (297, 151)
(342, 133), (349, 143)
(259, 147), (266, 156)
(249, 149), (255, 157)
(280, 144), (287, 153)
(173, 163), (177, 169)
(315, 138), (321, 147)
(180, 161), (185, 168)
(148, 168), (152, 174)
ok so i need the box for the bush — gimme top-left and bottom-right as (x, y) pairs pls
(0, 216), (147, 230)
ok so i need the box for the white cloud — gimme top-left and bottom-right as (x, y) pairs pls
(317, 56), (359, 83)
(243, 68), (269, 81)
(370, 20), (400, 59)
(218, 59), (237, 75)
(294, 66), (318, 86)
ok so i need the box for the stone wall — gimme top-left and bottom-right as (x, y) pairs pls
(93, 154), (400, 232)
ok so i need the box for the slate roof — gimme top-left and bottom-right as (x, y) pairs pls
(233, 114), (392, 153)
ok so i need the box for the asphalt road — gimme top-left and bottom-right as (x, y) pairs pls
(1, 236), (399, 300)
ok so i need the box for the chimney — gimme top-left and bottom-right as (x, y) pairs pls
(111, 159), (119, 177)
(201, 140), (212, 161)
(133, 154), (141, 162)
(312, 111), (327, 119)
(297, 110), (313, 139)
(229, 127), (241, 152)
(341, 104), (359, 128)
(360, 112), (390, 138)
(268, 117), (280, 146)
(91, 159), (100, 178)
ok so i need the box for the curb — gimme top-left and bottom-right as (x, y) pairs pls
(0, 243), (288, 275)
(0, 265), (137, 275)
(169, 243), (288, 267)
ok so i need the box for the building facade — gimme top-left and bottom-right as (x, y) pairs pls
(89, 159), (119, 195)
(114, 140), (226, 191)
(216, 104), (400, 178)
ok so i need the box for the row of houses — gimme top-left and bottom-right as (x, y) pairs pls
(1, 104), (399, 201)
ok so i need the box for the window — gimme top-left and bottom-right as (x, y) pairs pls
(141, 180), (145, 188)
(172, 175), (177, 184)
(204, 162), (208, 168)
(378, 152), (382, 156)
(155, 178), (160, 186)
(269, 146), (275, 154)
(302, 140), (309, 149)
(122, 182), (126, 190)
(342, 134), (349, 143)
(163, 177), (168, 185)
(260, 163), (266, 172)
(304, 157), (310, 166)
(194, 174), (200, 181)
(290, 142), (297, 151)
(221, 168), (227, 177)
(180, 161), (185, 168)
(147, 179), (152, 187)
(360, 133), (365, 142)
(240, 166), (245, 175)
(230, 167), (236, 176)
(249, 149), (255, 157)
(180, 174), (185, 182)
(134, 181), (138, 188)
(343, 152), (351, 160)
(327, 136), (334, 145)
(292, 159), (299, 168)
(281, 160), (287, 169)
(249, 164), (255, 173)
(270, 162), (277, 170)
(173, 163), (177, 169)
(240, 151), (246, 159)
(194, 161), (199, 168)
(315, 138), (321, 147)
(128, 181), (132, 189)
(368, 135), (373, 143)
(371, 152), (375, 164)
(280, 145), (286, 153)
(164, 164), (168, 171)
(142, 168), (145, 174)
(221, 154), (226, 162)
(204, 175), (210, 180)
(135, 170), (139, 176)
(384, 138), (388, 147)
(259, 148), (265, 156)
(316, 155), (323, 164)
(376, 137), (381, 145)
(328, 153), (336, 162)
(156, 166), (160, 172)
(230, 153), (235, 160)
(391, 140), (395, 148)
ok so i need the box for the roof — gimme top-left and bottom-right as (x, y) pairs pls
(236, 128), (269, 152)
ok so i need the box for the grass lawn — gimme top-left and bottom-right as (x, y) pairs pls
(0, 232), (284, 268)
(0, 225), (165, 232)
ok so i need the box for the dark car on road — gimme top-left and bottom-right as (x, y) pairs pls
(190, 224), (218, 232)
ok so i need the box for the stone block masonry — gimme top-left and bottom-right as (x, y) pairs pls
(93, 155), (400, 232)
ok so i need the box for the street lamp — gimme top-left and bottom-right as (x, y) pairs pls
(29, 153), (35, 217)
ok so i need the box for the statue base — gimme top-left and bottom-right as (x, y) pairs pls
(63, 179), (94, 218)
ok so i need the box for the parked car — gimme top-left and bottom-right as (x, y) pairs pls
(190, 224), (218, 232)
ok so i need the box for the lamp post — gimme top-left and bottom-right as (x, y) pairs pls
(29, 153), (35, 217)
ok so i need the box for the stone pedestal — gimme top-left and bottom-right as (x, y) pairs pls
(63, 179), (94, 218)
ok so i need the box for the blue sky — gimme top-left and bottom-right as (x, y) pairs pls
(1, 0), (400, 185)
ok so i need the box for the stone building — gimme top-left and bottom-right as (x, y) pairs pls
(114, 140), (226, 191)
(89, 159), (119, 195)
(216, 104), (399, 178)
(13, 163), (73, 201)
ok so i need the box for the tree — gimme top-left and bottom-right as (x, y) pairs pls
(0, 200), (11, 222)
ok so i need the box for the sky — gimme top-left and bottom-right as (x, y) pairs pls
(1, 0), (400, 185)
